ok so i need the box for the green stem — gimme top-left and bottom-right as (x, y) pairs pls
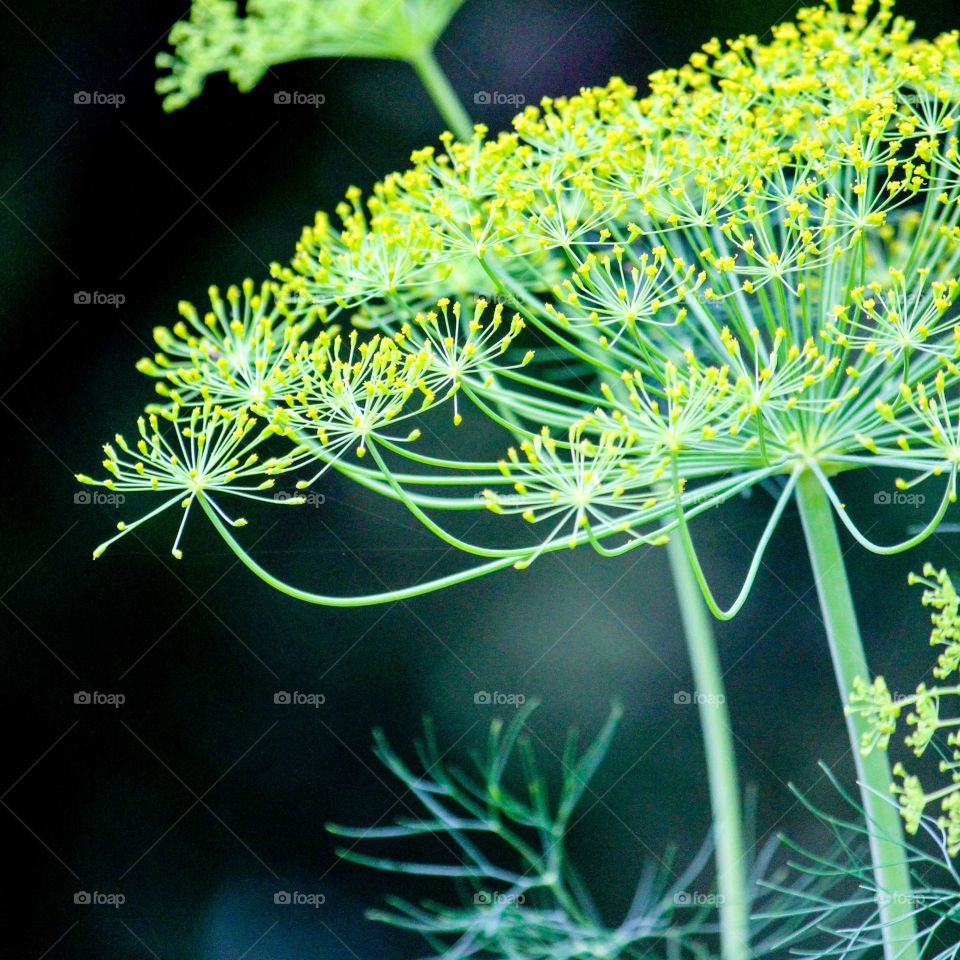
(666, 536), (751, 960)
(409, 47), (473, 141)
(199, 495), (519, 604)
(795, 470), (919, 960)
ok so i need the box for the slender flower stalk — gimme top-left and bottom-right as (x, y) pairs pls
(85, 2), (960, 954)
(409, 45), (473, 141)
(666, 535), (749, 960)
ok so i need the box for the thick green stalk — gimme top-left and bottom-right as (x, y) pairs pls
(667, 536), (751, 960)
(795, 470), (919, 960)
(409, 47), (474, 141)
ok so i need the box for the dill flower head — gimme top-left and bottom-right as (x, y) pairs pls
(156, 0), (468, 111)
(90, 1), (960, 598)
(396, 297), (533, 421)
(272, 327), (434, 487)
(484, 424), (667, 564)
(136, 279), (319, 410)
(77, 403), (300, 559)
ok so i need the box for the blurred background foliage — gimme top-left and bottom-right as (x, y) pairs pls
(3, 0), (960, 956)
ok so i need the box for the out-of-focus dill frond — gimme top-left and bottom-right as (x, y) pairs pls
(757, 765), (960, 960)
(328, 701), (723, 959)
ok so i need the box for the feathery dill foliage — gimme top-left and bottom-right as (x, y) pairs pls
(86, 0), (960, 589)
(851, 565), (960, 855)
(325, 703), (709, 960)
(763, 766), (960, 960)
(326, 703), (835, 960)
(156, 0), (468, 111)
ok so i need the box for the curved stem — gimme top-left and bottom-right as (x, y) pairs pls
(366, 440), (527, 558)
(666, 535), (750, 960)
(199, 495), (519, 605)
(794, 470), (919, 960)
(671, 463), (800, 621)
(809, 459), (956, 556)
(409, 47), (473, 141)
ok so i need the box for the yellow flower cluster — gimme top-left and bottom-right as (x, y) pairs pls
(850, 564), (960, 855)
(88, 1), (960, 570)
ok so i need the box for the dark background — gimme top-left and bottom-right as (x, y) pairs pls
(3, 1), (959, 957)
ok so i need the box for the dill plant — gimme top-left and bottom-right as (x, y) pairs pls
(79, 1), (960, 955)
(155, 0), (473, 136)
(323, 702), (717, 959)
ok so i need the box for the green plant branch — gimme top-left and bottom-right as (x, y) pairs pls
(409, 46), (473, 141)
(666, 534), (751, 960)
(795, 469), (920, 960)
(809, 459), (957, 556)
